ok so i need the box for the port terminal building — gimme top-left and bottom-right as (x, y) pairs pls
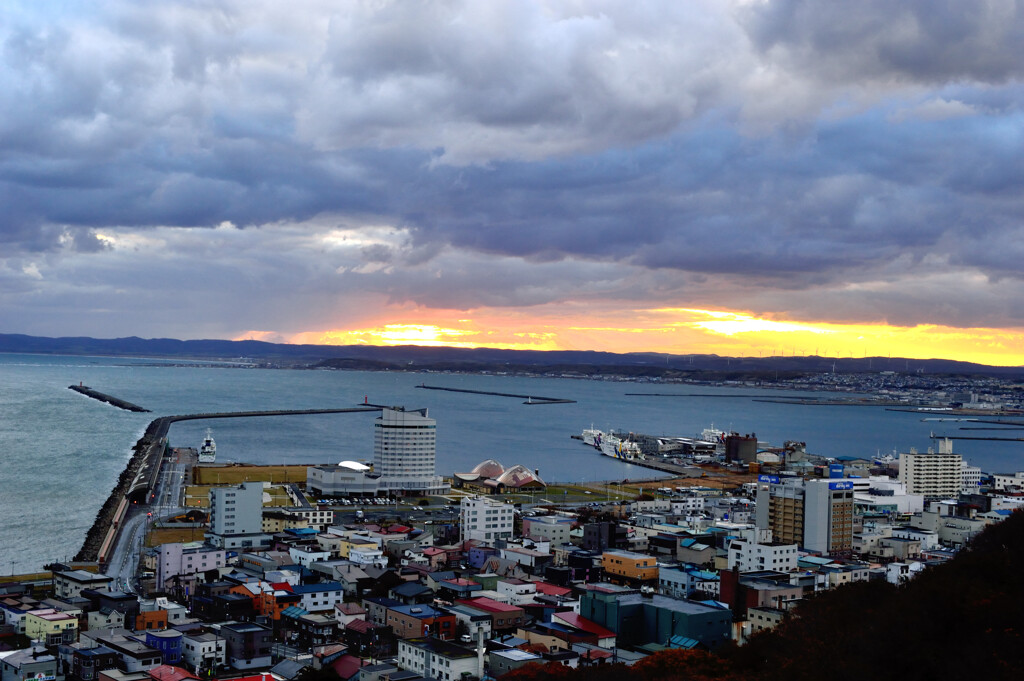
(308, 407), (450, 497)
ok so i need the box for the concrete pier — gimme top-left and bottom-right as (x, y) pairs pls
(416, 383), (576, 404)
(69, 384), (150, 412)
(76, 406), (382, 563)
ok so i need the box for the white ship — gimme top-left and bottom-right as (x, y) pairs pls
(699, 424), (726, 445)
(599, 433), (644, 461)
(199, 428), (217, 463)
(582, 426), (603, 447)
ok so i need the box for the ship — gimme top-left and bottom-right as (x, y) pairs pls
(582, 426), (603, 447)
(599, 432), (645, 461)
(699, 424), (726, 445)
(199, 428), (217, 463)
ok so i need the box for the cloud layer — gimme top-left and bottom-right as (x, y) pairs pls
(2, 1), (1023, 349)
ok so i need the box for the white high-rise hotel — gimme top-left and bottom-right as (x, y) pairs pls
(308, 407), (450, 496)
(374, 407), (449, 495)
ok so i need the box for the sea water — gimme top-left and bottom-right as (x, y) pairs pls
(2, 353), (1022, 572)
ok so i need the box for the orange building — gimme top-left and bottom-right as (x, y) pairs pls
(134, 609), (168, 631)
(601, 549), (659, 583)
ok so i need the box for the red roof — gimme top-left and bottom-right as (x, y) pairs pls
(271, 582), (293, 592)
(456, 597), (522, 613)
(580, 648), (613, 660)
(330, 654), (365, 679)
(345, 619), (375, 633)
(533, 582), (571, 597)
(147, 666), (199, 681)
(553, 613), (616, 639)
(387, 525), (412, 533)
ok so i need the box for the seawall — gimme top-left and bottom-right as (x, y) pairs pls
(75, 407), (381, 562)
(69, 384), (150, 412)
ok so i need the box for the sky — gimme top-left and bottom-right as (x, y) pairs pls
(2, 1), (1023, 365)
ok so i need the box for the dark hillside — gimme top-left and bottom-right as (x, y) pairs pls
(504, 510), (1024, 681)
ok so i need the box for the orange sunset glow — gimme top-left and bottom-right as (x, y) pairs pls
(265, 307), (1024, 367)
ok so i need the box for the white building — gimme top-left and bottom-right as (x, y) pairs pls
(461, 496), (515, 543)
(208, 482), (271, 550)
(374, 408), (450, 495)
(156, 542), (226, 591)
(726, 540), (798, 572)
(53, 570), (113, 599)
(496, 579), (537, 605)
(397, 637), (480, 680)
(182, 631), (226, 674)
(853, 477), (924, 515)
(961, 465), (983, 494)
(992, 472), (1024, 491)
(898, 440), (963, 498)
(307, 408), (449, 497)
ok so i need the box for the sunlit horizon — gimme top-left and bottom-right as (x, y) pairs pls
(240, 307), (1024, 368)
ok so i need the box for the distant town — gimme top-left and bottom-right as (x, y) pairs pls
(3, 386), (1023, 681)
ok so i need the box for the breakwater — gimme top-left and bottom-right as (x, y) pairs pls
(416, 384), (576, 404)
(75, 407), (382, 562)
(69, 384), (150, 412)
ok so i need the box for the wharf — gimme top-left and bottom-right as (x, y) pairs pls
(76, 406), (382, 564)
(68, 384), (150, 412)
(416, 384), (576, 404)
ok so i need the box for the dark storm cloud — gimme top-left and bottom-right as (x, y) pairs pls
(741, 0), (1024, 84)
(1, 1), (1023, 334)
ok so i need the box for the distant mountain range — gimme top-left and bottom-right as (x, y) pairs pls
(1, 332), (1022, 377)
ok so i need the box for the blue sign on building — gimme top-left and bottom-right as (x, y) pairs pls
(829, 463), (844, 479)
(828, 481), (854, 491)
(758, 475), (780, 484)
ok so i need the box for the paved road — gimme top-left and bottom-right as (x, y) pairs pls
(106, 448), (191, 592)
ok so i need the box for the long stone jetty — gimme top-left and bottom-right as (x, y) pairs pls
(69, 384), (150, 412)
(75, 407), (381, 563)
(416, 384), (576, 404)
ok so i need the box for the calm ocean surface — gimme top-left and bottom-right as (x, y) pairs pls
(2, 353), (1022, 572)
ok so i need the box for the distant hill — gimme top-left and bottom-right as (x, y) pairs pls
(1, 332), (1021, 377)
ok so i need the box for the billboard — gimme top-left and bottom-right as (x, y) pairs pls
(828, 481), (854, 491)
(828, 463), (844, 479)
(758, 475), (780, 484)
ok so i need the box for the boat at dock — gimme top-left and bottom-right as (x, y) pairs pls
(199, 428), (217, 463)
(599, 432), (645, 461)
(579, 426), (644, 461)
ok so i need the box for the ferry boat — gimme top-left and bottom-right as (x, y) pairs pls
(599, 433), (644, 461)
(582, 426), (603, 447)
(199, 429), (217, 463)
(699, 424), (726, 445)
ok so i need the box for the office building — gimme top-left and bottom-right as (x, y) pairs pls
(460, 496), (515, 543)
(898, 439), (963, 498)
(208, 482), (271, 550)
(755, 476), (854, 555)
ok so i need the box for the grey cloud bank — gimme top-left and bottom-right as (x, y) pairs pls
(1, 1), (1023, 338)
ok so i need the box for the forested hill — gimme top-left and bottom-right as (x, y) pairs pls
(2, 333), (1022, 377)
(505, 510), (1024, 681)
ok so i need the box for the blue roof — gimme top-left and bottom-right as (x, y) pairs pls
(364, 596), (402, 608)
(285, 528), (320, 537)
(390, 604), (443, 619)
(291, 581), (342, 594)
(668, 636), (701, 649)
(281, 605), (308, 619)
